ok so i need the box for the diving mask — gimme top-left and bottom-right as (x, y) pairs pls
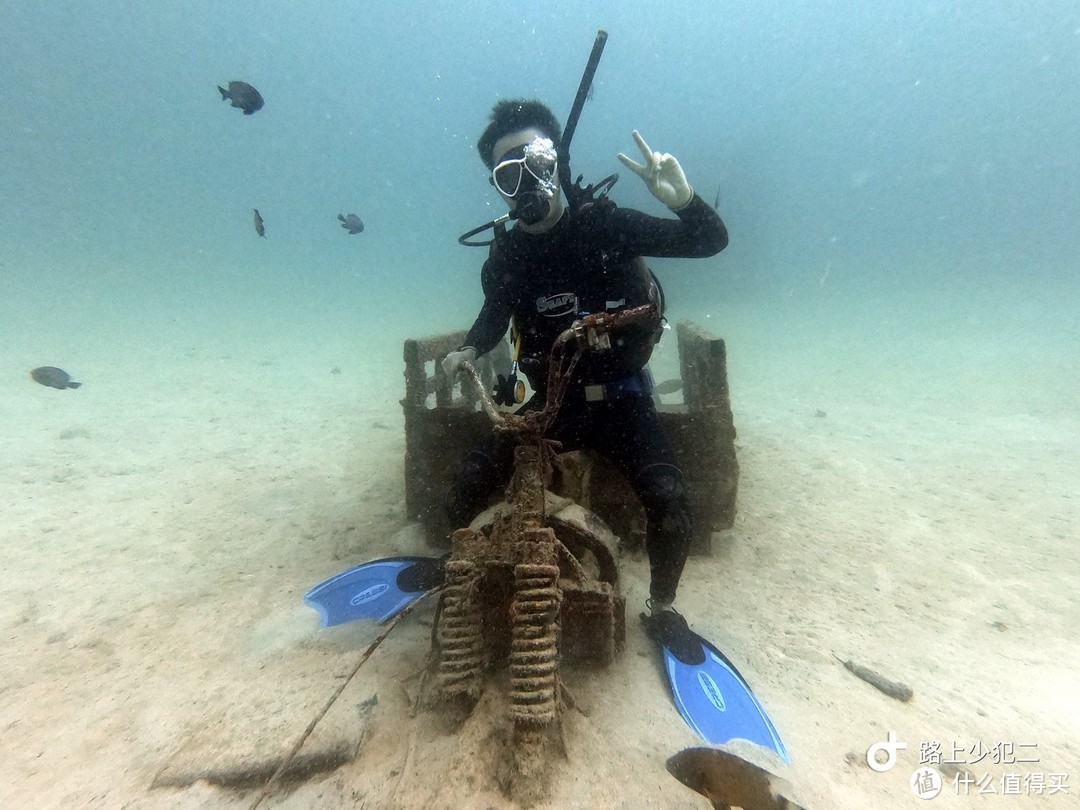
(492, 137), (558, 198)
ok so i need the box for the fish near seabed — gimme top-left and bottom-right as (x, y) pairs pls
(253, 208), (265, 238)
(667, 748), (807, 809)
(218, 81), (264, 115)
(338, 213), (364, 234)
(31, 366), (82, 390)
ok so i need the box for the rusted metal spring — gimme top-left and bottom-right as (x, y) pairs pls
(437, 558), (484, 704)
(509, 562), (561, 726)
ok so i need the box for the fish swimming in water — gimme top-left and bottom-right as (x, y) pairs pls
(218, 81), (264, 115)
(667, 748), (807, 809)
(31, 366), (82, 390)
(253, 208), (265, 238)
(338, 213), (364, 234)
(653, 378), (683, 396)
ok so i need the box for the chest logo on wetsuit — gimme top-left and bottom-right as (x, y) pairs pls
(536, 292), (578, 317)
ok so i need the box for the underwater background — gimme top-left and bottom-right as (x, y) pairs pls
(2, 1), (1078, 808)
(5, 0), (1079, 341)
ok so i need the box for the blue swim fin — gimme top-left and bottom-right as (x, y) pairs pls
(304, 556), (446, 627)
(642, 611), (789, 763)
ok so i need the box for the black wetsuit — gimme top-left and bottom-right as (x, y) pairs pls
(448, 193), (727, 604)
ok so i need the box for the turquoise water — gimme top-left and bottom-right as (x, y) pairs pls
(5, 2), (1079, 317)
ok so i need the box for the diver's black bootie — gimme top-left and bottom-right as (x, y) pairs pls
(639, 609), (705, 666)
(397, 554), (448, 593)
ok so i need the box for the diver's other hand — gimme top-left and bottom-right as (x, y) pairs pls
(617, 130), (693, 210)
(441, 347), (477, 380)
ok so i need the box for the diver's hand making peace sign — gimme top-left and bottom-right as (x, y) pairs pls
(617, 130), (694, 210)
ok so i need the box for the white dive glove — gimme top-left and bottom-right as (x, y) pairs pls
(441, 347), (477, 380)
(617, 130), (694, 210)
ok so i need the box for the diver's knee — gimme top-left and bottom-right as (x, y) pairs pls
(635, 464), (689, 510)
(446, 451), (500, 527)
(453, 450), (498, 486)
(635, 464), (692, 536)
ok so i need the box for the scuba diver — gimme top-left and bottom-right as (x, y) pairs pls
(441, 98), (728, 624)
(305, 90), (789, 764)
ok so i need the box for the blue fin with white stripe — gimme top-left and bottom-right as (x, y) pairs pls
(642, 610), (789, 763)
(304, 556), (444, 626)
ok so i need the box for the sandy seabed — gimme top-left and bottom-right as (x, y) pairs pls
(1, 263), (1077, 809)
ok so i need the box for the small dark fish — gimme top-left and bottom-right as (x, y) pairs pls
(713, 184), (721, 210)
(253, 208), (265, 238)
(338, 213), (364, 234)
(218, 81), (264, 115)
(31, 366), (81, 390)
(653, 378), (683, 396)
(667, 747), (807, 809)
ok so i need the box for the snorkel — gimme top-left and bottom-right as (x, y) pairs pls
(558, 29), (608, 213)
(459, 29), (609, 246)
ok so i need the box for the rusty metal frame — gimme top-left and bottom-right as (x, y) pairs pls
(400, 321), (738, 553)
